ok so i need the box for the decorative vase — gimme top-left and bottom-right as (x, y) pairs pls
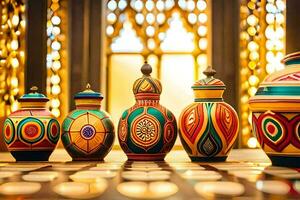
(118, 62), (177, 161)
(61, 84), (115, 161)
(179, 66), (239, 162)
(3, 86), (60, 161)
(249, 52), (300, 167)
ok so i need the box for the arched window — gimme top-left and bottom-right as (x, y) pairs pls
(105, 0), (211, 130)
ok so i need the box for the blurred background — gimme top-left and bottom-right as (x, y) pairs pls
(0, 0), (299, 150)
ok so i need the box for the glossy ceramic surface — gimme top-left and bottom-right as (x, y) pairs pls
(3, 87), (60, 161)
(118, 62), (177, 161)
(249, 52), (300, 167)
(179, 66), (239, 162)
(61, 84), (115, 161)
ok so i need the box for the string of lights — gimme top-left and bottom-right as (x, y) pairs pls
(240, 0), (285, 148)
(0, 0), (25, 116)
(46, 0), (67, 120)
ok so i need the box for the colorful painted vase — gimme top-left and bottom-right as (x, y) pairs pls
(61, 84), (115, 161)
(3, 86), (60, 161)
(249, 52), (300, 167)
(118, 62), (177, 161)
(179, 66), (239, 162)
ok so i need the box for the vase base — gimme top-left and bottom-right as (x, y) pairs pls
(268, 155), (300, 167)
(11, 151), (52, 161)
(127, 153), (166, 161)
(190, 156), (227, 162)
(72, 157), (104, 161)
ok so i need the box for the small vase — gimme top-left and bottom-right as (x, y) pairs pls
(179, 66), (239, 162)
(61, 84), (115, 161)
(118, 62), (177, 161)
(249, 51), (300, 167)
(3, 86), (60, 161)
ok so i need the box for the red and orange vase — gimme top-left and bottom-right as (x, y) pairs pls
(3, 87), (60, 161)
(179, 66), (239, 162)
(249, 51), (300, 167)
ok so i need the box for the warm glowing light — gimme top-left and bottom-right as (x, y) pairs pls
(11, 58), (19, 68)
(248, 75), (259, 86)
(51, 41), (61, 50)
(146, 13), (155, 24)
(145, 0), (154, 11)
(10, 40), (19, 50)
(51, 85), (61, 95)
(51, 98), (60, 108)
(108, 0), (117, 11)
(197, 26), (207, 36)
(160, 13), (195, 52)
(11, 15), (20, 26)
(197, 0), (207, 11)
(156, 13), (165, 24)
(106, 26), (114, 35)
(247, 15), (258, 26)
(247, 137), (258, 148)
(106, 0), (209, 147)
(188, 13), (197, 24)
(198, 38), (208, 50)
(51, 16), (61, 25)
(107, 13), (117, 24)
(146, 26), (155, 37)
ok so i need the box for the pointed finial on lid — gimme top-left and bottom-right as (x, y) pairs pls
(86, 83), (91, 90)
(30, 86), (38, 93)
(141, 61), (152, 76)
(203, 66), (216, 78)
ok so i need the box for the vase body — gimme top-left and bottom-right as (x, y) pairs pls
(3, 88), (60, 161)
(61, 85), (115, 161)
(249, 52), (300, 167)
(179, 67), (239, 162)
(118, 101), (177, 161)
(118, 62), (177, 161)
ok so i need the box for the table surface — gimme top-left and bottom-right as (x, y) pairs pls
(0, 149), (299, 200)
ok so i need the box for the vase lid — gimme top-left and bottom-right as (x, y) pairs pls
(19, 86), (49, 102)
(132, 62), (162, 99)
(192, 66), (226, 90)
(74, 83), (103, 100)
(249, 51), (300, 112)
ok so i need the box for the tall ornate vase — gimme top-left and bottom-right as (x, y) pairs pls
(118, 62), (177, 161)
(3, 87), (60, 161)
(249, 52), (300, 167)
(61, 84), (115, 161)
(179, 67), (239, 162)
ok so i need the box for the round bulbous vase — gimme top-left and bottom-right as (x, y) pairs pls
(249, 52), (300, 167)
(118, 102), (177, 161)
(118, 62), (177, 161)
(3, 87), (60, 161)
(61, 84), (115, 161)
(179, 66), (239, 162)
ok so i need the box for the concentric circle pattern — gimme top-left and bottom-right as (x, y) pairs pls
(131, 116), (160, 149)
(3, 118), (15, 145)
(80, 125), (96, 140)
(18, 117), (45, 144)
(47, 119), (60, 144)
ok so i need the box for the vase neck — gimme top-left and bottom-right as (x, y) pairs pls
(76, 105), (101, 110)
(136, 99), (159, 106)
